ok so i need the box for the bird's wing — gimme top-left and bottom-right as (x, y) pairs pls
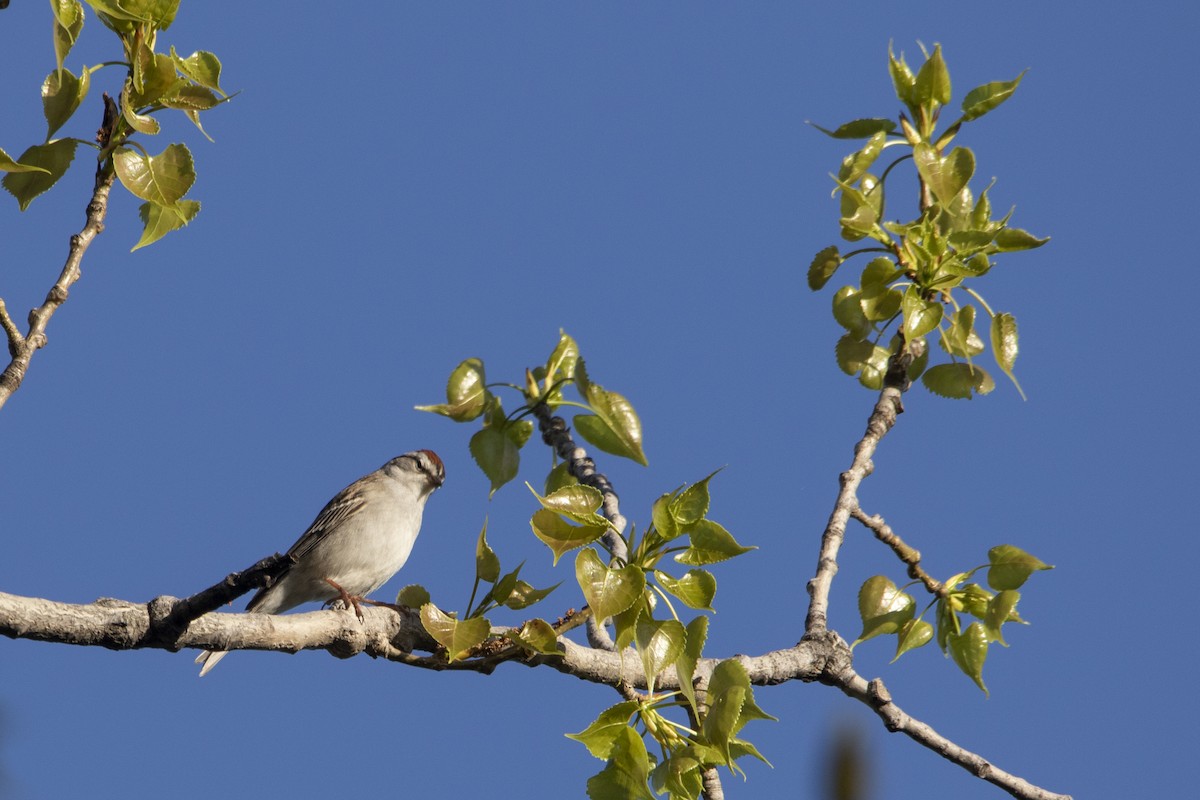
(244, 481), (369, 612)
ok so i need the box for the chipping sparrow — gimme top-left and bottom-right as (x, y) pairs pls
(195, 449), (445, 676)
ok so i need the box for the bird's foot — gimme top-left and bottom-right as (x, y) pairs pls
(322, 577), (366, 622)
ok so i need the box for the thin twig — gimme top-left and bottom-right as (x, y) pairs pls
(849, 506), (944, 596)
(0, 95), (120, 411)
(832, 670), (1072, 800)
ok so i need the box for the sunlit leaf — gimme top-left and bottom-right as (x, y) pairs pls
(832, 286), (872, 340)
(415, 357), (488, 421)
(676, 615), (708, 716)
(940, 306), (984, 357)
(131, 198), (200, 251)
(395, 584), (430, 608)
(675, 519), (754, 566)
(902, 286), (943, 339)
(655, 569), (716, 612)
(52, 0), (85, 74)
(567, 701), (639, 759)
(807, 245), (842, 290)
(987, 544), (1052, 590)
(42, 67), (90, 139)
(576, 548), (645, 620)
(921, 362), (994, 399)
(2, 139), (78, 210)
(419, 604), (491, 662)
(475, 519), (500, 583)
(170, 47), (225, 95)
(948, 622), (990, 694)
(888, 42), (917, 109)
(531, 508), (607, 565)
(893, 618), (933, 661)
(529, 483), (606, 525)
(837, 131), (887, 185)
(854, 575), (914, 646)
(810, 118), (897, 139)
(113, 143), (195, 205)
(515, 618), (562, 655)
(0, 147), (51, 174)
(913, 143), (975, 207)
(961, 71), (1026, 121)
(990, 312), (1025, 399)
(470, 426), (520, 496)
(635, 619), (685, 692)
(670, 471), (718, 527)
(585, 727), (655, 800)
(993, 227), (1049, 252)
(914, 43), (951, 107)
(984, 589), (1021, 645)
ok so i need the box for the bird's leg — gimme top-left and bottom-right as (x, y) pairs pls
(323, 577), (366, 622)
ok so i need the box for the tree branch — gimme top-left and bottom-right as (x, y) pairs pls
(0, 94), (119, 412)
(849, 506), (943, 596)
(830, 668), (1072, 800)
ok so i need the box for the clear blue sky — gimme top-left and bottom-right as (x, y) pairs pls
(2, 3), (1193, 799)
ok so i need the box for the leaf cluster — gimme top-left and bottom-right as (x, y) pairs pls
(854, 544), (1052, 693)
(416, 331), (648, 496)
(1, 0), (229, 249)
(808, 44), (1047, 399)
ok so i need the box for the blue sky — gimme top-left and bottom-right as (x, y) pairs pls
(2, 3), (1194, 798)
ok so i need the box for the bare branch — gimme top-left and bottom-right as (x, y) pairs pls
(0, 95), (120, 412)
(832, 669), (1072, 800)
(805, 383), (905, 634)
(849, 506), (944, 596)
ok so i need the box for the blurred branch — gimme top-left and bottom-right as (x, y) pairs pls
(0, 95), (119, 412)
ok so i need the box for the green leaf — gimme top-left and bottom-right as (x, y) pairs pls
(838, 183), (880, 240)
(902, 286), (943, 339)
(490, 562), (524, 611)
(807, 245), (842, 291)
(170, 47), (225, 95)
(837, 131), (888, 185)
(515, 618), (562, 655)
(987, 545), (1052, 590)
(415, 357), (489, 421)
(529, 483), (606, 525)
(113, 143), (195, 206)
(948, 622), (990, 694)
(121, 79), (161, 135)
(567, 701), (640, 759)
(914, 43), (951, 107)
(913, 143), (975, 207)
(832, 287), (872, 340)
(676, 615), (708, 717)
(131, 45), (183, 107)
(575, 548), (646, 620)
(531, 508), (607, 565)
(419, 604), (491, 662)
(651, 492), (680, 542)
(940, 305), (984, 357)
(585, 727), (655, 800)
(835, 336), (874, 377)
(395, 584), (430, 608)
(85, 0), (180, 27)
(655, 569), (716, 612)
(675, 519), (754, 566)
(52, 0), (85, 74)
(506, 418), (534, 449)
(161, 84), (221, 111)
(670, 471), (717, 528)
(860, 257), (901, 290)
(0, 147), (51, 174)
(858, 283), (902, 322)
(810, 118), (897, 139)
(854, 575), (914, 646)
(42, 67), (90, 139)
(469, 426), (519, 496)
(893, 618), (933, 661)
(475, 519), (500, 583)
(572, 360), (647, 465)
(612, 593), (648, 652)
(2, 139), (78, 210)
(131, 199), (200, 251)
(544, 329), (579, 392)
(702, 676), (746, 767)
(984, 589), (1021, 645)
(993, 227), (1049, 252)
(961, 71), (1026, 122)
(499, 579), (561, 610)
(651, 755), (704, 800)
(990, 312), (1024, 399)
(544, 461), (578, 495)
(921, 362), (994, 399)
(635, 618), (686, 692)
(888, 42), (917, 110)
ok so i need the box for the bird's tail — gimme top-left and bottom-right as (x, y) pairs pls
(195, 649), (229, 676)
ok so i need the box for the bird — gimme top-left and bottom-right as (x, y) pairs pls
(195, 449), (445, 676)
